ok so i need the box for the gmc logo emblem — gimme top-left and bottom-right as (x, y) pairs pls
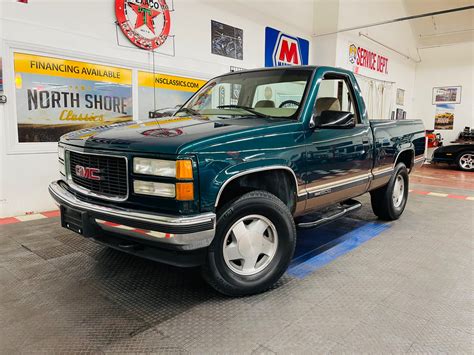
(75, 165), (101, 181)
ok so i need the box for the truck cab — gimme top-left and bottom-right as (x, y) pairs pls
(49, 66), (425, 296)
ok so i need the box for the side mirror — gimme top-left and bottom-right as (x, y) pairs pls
(312, 110), (355, 129)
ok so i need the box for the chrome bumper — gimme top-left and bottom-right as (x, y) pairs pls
(48, 180), (216, 251)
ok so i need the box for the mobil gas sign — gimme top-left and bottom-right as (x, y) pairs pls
(265, 27), (309, 67)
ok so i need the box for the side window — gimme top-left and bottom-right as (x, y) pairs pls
(314, 77), (360, 124)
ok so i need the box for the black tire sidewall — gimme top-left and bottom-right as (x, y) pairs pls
(207, 192), (296, 293)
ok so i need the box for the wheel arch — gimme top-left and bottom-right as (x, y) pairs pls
(214, 165), (299, 213)
(394, 147), (415, 171)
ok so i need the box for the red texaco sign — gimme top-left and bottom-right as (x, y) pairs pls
(115, 0), (171, 51)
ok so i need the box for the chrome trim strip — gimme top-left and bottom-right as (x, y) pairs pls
(372, 166), (394, 176)
(214, 165), (300, 207)
(64, 146), (130, 202)
(49, 181), (216, 227)
(304, 172), (371, 195)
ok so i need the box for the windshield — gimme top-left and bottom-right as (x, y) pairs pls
(176, 69), (313, 119)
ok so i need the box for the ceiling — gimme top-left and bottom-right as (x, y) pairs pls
(403, 0), (473, 48)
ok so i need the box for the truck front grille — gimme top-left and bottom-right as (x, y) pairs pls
(68, 151), (128, 200)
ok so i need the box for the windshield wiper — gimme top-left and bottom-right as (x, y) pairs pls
(175, 107), (201, 116)
(217, 105), (271, 118)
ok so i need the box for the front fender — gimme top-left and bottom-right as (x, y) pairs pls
(199, 158), (302, 213)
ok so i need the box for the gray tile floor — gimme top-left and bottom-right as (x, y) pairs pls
(0, 183), (472, 353)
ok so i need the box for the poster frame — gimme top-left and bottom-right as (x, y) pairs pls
(432, 86), (462, 105)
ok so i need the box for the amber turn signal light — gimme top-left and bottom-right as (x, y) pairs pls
(176, 160), (193, 180)
(176, 182), (194, 201)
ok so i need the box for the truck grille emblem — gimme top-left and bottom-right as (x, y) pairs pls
(75, 165), (101, 181)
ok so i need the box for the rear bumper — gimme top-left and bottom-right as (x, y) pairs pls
(48, 180), (216, 266)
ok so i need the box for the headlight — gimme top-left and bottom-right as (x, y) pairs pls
(133, 158), (176, 177)
(133, 158), (193, 179)
(133, 180), (176, 198)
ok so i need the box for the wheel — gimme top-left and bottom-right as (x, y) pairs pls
(456, 151), (473, 171)
(370, 163), (409, 221)
(202, 190), (296, 296)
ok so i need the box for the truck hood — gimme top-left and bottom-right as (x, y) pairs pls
(60, 115), (288, 155)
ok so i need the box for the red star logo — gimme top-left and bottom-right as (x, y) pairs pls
(127, 2), (161, 34)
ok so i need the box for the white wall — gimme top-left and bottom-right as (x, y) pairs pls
(414, 42), (474, 143)
(0, 0), (315, 217)
(314, 0), (419, 119)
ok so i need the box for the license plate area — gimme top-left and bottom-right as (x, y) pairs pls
(60, 206), (97, 237)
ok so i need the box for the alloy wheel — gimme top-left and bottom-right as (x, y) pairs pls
(392, 174), (405, 208)
(222, 214), (278, 276)
(459, 153), (473, 170)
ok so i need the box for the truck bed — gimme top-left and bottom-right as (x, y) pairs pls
(369, 119), (425, 170)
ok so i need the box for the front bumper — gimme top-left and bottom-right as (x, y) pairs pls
(48, 180), (216, 266)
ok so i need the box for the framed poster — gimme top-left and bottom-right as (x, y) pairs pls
(14, 52), (133, 143)
(396, 108), (404, 120)
(138, 71), (205, 119)
(432, 86), (461, 104)
(396, 88), (404, 106)
(211, 20), (243, 60)
(434, 104), (455, 130)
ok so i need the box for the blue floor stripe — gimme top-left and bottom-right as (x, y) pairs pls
(288, 222), (391, 279)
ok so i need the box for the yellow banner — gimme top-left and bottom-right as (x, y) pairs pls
(138, 71), (206, 92)
(14, 53), (132, 85)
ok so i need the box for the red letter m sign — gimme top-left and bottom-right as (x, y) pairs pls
(279, 41), (298, 64)
(274, 35), (301, 66)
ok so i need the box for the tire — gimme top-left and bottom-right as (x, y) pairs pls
(370, 163), (409, 221)
(456, 151), (474, 171)
(202, 190), (296, 296)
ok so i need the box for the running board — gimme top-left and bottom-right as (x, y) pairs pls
(296, 199), (362, 229)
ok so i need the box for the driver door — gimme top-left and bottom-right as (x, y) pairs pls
(305, 73), (373, 211)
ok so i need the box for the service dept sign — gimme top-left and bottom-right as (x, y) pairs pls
(115, 0), (171, 50)
(349, 43), (389, 74)
(265, 27), (309, 67)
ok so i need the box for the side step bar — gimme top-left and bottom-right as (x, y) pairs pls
(296, 199), (362, 229)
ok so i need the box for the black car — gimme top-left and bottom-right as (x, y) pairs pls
(432, 144), (474, 171)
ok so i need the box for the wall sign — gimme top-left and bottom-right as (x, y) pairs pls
(432, 86), (461, 104)
(14, 53), (133, 143)
(138, 71), (205, 119)
(211, 21), (243, 60)
(265, 27), (309, 67)
(396, 88), (404, 106)
(115, 0), (171, 51)
(349, 43), (388, 74)
(434, 104), (455, 130)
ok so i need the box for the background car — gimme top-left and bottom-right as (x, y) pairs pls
(431, 143), (474, 171)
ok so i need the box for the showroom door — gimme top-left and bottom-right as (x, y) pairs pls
(304, 74), (373, 211)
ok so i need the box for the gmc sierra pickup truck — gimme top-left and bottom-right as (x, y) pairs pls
(49, 66), (425, 296)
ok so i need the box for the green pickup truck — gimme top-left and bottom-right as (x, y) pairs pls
(49, 66), (425, 296)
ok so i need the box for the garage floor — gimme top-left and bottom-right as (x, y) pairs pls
(1, 165), (473, 353)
